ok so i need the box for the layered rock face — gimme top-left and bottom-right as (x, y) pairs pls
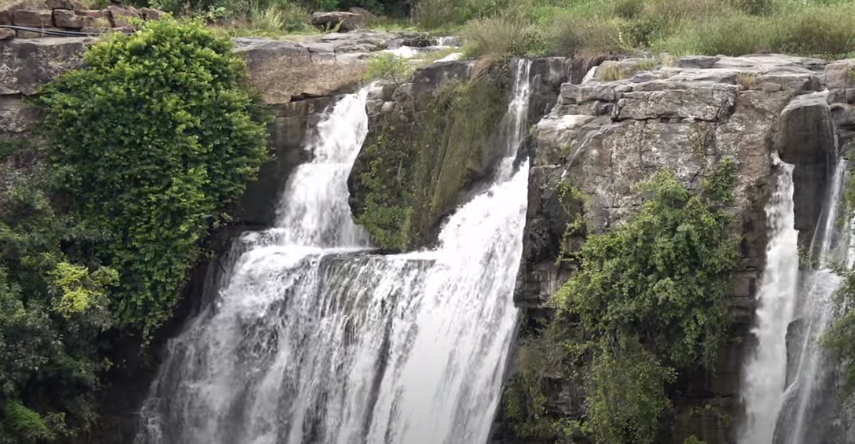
(496, 54), (844, 444)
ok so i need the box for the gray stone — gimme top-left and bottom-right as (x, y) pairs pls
(409, 60), (473, 96)
(618, 83), (737, 121)
(0, 37), (88, 95)
(678, 55), (720, 69)
(311, 11), (365, 32)
(0, 96), (41, 133)
(824, 59), (855, 89)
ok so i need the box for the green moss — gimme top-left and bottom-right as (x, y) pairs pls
(353, 67), (510, 250)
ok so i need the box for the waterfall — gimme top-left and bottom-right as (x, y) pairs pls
(738, 155), (799, 444)
(773, 159), (848, 444)
(134, 59), (534, 444)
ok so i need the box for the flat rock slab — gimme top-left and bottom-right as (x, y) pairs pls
(0, 31), (421, 104)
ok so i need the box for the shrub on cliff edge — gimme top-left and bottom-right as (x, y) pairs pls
(39, 17), (269, 337)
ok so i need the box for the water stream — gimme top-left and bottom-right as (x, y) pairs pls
(134, 60), (534, 444)
(774, 159), (848, 444)
(739, 151), (851, 444)
(738, 155), (799, 444)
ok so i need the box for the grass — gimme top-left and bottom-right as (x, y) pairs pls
(451, 0), (855, 59)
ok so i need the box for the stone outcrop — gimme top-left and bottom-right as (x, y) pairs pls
(310, 10), (366, 32)
(0, 0), (164, 39)
(234, 31), (418, 104)
(497, 53), (838, 444)
(347, 57), (567, 251)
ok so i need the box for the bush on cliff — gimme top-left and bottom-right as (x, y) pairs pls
(504, 160), (741, 443)
(0, 18), (268, 442)
(40, 17), (269, 336)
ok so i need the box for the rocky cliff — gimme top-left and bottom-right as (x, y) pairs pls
(491, 53), (851, 444)
(5, 27), (855, 444)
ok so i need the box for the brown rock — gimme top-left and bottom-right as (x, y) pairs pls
(106, 5), (138, 27)
(1, 0), (46, 25)
(77, 9), (104, 18)
(310, 11), (365, 32)
(53, 9), (92, 28)
(348, 6), (375, 22)
(13, 9), (53, 27)
(139, 7), (164, 20)
(46, 0), (82, 10)
(0, 28), (14, 40)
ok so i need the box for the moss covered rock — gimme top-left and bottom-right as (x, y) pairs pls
(348, 61), (511, 251)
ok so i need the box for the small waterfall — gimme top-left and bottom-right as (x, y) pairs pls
(738, 155), (799, 444)
(774, 159), (848, 444)
(134, 59), (534, 444)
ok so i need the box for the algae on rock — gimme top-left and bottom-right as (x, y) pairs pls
(349, 64), (510, 251)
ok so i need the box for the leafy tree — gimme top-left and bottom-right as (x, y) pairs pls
(39, 17), (269, 336)
(0, 162), (114, 442)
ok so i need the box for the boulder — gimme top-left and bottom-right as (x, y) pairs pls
(0, 28), (14, 40)
(774, 91), (835, 246)
(0, 37), (87, 95)
(139, 7), (164, 20)
(53, 9), (93, 28)
(13, 9), (52, 27)
(311, 11), (365, 32)
(106, 5), (138, 27)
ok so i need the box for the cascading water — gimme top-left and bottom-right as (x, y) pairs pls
(738, 155), (799, 444)
(773, 158), (849, 444)
(134, 59), (534, 444)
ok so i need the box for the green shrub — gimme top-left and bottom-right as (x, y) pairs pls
(460, 14), (546, 59)
(39, 17), (269, 336)
(551, 159), (741, 443)
(364, 52), (416, 83)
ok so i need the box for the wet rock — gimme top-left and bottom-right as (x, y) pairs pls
(775, 91), (835, 248)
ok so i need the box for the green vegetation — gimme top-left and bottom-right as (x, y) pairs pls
(451, 0), (855, 59)
(0, 18), (268, 442)
(352, 71), (509, 250)
(506, 160), (742, 444)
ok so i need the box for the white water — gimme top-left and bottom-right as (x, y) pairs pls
(738, 155), (799, 444)
(135, 60), (533, 444)
(776, 159), (848, 444)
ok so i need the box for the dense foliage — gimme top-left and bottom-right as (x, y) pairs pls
(0, 18), (268, 442)
(39, 17), (269, 336)
(505, 160), (741, 444)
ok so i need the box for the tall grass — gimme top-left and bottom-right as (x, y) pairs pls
(455, 0), (855, 59)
